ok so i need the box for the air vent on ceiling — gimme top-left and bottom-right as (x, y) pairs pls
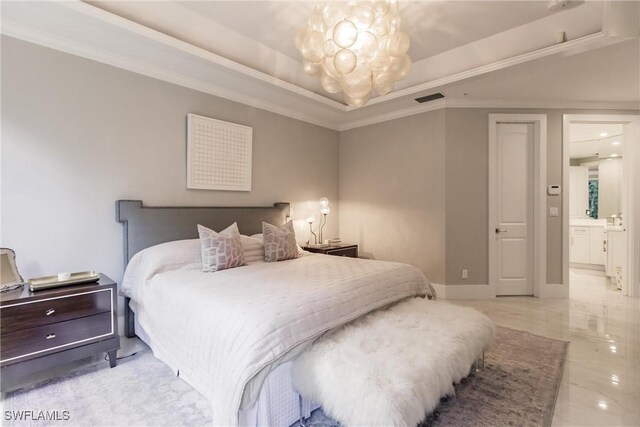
(415, 93), (444, 103)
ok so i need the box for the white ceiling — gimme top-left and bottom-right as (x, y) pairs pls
(175, 1), (564, 61)
(1, 0), (638, 130)
(569, 123), (624, 159)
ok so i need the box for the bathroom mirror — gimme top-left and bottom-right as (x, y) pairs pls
(569, 124), (623, 220)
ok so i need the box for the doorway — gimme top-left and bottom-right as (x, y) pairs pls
(489, 114), (547, 297)
(563, 115), (640, 298)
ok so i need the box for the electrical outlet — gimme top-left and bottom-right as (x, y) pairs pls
(461, 269), (468, 279)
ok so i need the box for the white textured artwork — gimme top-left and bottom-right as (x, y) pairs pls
(187, 114), (252, 191)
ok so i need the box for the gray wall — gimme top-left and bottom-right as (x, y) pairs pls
(445, 108), (638, 286)
(3, 36), (637, 296)
(1, 37), (339, 283)
(339, 110), (446, 284)
(338, 107), (637, 288)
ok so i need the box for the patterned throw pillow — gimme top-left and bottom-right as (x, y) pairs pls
(262, 221), (298, 262)
(197, 223), (245, 272)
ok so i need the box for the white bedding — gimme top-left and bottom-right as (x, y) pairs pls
(134, 315), (319, 427)
(122, 243), (433, 426)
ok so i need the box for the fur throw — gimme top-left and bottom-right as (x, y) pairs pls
(292, 298), (495, 426)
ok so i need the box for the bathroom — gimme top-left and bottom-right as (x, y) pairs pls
(569, 123), (627, 290)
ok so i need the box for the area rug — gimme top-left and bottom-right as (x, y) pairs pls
(2, 327), (566, 427)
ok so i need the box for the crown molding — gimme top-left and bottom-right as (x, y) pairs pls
(338, 99), (447, 131)
(2, 0), (636, 133)
(354, 31), (611, 110)
(339, 98), (639, 131)
(59, 1), (347, 111)
(446, 98), (640, 110)
(1, 22), (341, 131)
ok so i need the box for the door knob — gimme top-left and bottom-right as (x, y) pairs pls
(495, 228), (507, 234)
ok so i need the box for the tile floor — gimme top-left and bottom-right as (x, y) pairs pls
(453, 270), (640, 426)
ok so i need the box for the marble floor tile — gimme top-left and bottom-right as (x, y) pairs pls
(452, 270), (640, 427)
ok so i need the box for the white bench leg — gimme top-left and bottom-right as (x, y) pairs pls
(299, 395), (308, 427)
(473, 353), (485, 372)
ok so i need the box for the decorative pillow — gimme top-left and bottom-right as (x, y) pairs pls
(241, 235), (265, 263)
(262, 221), (298, 262)
(197, 223), (245, 272)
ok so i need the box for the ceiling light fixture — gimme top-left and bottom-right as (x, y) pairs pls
(295, 0), (411, 107)
(611, 154), (619, 158)
(600, 132), (608, 137)
(612, 141), (620, 145)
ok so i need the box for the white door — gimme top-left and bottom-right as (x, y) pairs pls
(494, 123), (534, 296)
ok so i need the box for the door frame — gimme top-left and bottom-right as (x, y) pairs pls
(489, 114), (547, 297)
(563, 114), (640, 298)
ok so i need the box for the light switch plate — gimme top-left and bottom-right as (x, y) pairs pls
(549, 207), (559, 217)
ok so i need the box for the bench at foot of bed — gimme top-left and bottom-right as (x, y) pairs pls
(292, 297), (495, 426)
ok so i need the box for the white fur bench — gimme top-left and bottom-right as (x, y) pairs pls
(292, 298), (495, 426)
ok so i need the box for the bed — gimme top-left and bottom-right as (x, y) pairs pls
(116, 200), (435, 426)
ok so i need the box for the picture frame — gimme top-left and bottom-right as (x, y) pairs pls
(1, 248), (24, 291)
(186, 113), (253, 192)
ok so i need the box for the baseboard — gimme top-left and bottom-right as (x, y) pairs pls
(539, 283), (569, 299)
(432, 283), (495, 300)
(117, 314), (126, 337)
(570, 267), (606, 277)
(432, 282), (569, 299)
(570, 263), (605, 273)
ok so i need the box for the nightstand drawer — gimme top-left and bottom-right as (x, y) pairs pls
(325, 247), (358, 258)
(0, 289), (111, 334)
(1, 312), (112, 363)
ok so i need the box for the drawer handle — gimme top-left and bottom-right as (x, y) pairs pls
(46, 333), (56, 340)
(45, 309), (56, 316)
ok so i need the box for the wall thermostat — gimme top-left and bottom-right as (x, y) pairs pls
(548, 185), (561, 195)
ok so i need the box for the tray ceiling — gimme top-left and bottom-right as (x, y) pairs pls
(1, 0), (638, 130)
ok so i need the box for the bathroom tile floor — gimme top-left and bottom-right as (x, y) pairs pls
(453, 270), (640, 426)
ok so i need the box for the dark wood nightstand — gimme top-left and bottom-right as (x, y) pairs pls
(303, 243), (358, 258)
(0, 274), (120, 389)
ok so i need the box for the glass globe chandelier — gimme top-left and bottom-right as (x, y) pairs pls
(294, 0), (411, 107)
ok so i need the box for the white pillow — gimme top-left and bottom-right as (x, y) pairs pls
(241, 235), (265, 263)
(121, 239), (200, 301)
(197, 223), (245, 272)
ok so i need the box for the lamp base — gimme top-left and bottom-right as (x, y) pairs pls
(306, 243), (330, 249)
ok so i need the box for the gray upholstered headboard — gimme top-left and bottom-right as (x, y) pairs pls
(116, 199), (289, 338)
(116, 200), (290, 263)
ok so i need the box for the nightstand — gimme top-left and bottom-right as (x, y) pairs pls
(0, 274), (120, 389)
(303, 243), (358, 258)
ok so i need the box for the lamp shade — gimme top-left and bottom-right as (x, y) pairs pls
(320, 205), (331, 215)
(319, 197), (329, 207)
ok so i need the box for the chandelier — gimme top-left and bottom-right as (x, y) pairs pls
(295, 1), (411, 107)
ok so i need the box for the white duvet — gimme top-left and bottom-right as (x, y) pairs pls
(122, 241), (434, 426)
